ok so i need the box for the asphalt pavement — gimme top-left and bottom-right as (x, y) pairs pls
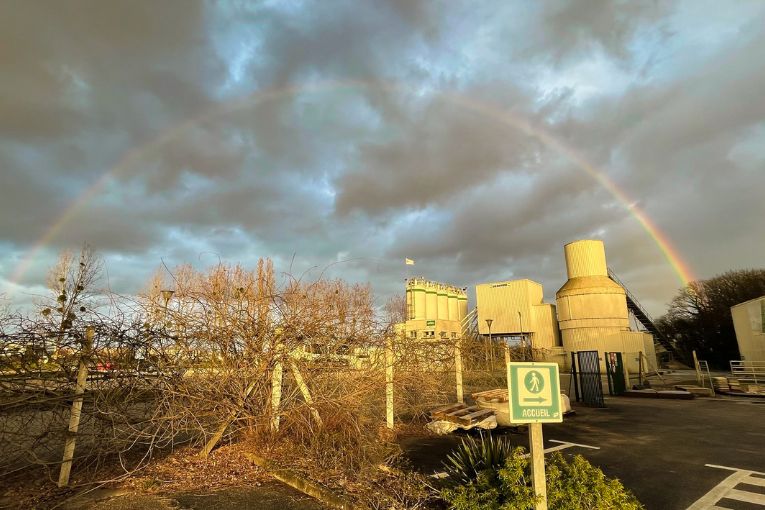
(402, 395), (765, 510)
(60, 393), (765, 510)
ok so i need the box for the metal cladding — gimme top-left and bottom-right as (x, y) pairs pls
(475, 279), (561, 351)
(425, 287), (437, 321)
(448, 291), (459, 321)
(564, 239), (608, 279)
(437, 291), (448, 320)
(731, 296), (765, 362)
(556, 240), (628, 332)
(458, 294), (468, 321)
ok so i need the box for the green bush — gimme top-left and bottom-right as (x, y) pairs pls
(442, 446), (643, 510)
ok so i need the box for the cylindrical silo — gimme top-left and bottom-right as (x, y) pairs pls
(564, 239), (608, 279)
(411, 280), (427, 320)
(425, 285), (438, 321)
(458, 290), (468, 322)
(556, 239), (629, 359)
(448, 288), (459, 321)
(437, 286), (448, 320)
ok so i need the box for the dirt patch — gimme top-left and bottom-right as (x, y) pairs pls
(122, 444), (269, 494)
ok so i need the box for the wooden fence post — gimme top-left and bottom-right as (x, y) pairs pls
(385, 337), (394, 429)
(290, 361), (323, 428)
(58, 326), (94, 487)
(455, 337), (464, 404)
(271, 353), (284, 432)
(200, 379), (257, 458)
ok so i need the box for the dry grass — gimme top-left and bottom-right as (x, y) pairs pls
(122, 444), (269, 494)
(1, 255), (529, 509)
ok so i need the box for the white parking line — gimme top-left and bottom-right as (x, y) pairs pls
(687, 465), (765, 510)
(548, 439), (600, 450)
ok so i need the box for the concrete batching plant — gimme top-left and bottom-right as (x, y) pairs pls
(474, 239), (657, 371)
(404, 278), (467, 340)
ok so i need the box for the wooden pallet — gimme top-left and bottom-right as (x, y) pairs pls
(430, 403), (495, 426)
(472, 388), (509, 403)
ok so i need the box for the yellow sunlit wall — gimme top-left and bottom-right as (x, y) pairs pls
(731, 296), (765, 362)
(475, 279), (562, 353)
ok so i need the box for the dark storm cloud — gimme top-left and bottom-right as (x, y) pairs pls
(0, 0), (216, 140)
(528, 0), (669, 63)
(334, 87), (545, 215)
(1, 0), (764, 316)
(0, 151), (67, 243)
(387, 163), (620, 266)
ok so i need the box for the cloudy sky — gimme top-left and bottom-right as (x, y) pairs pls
(1, 0), (764, 316)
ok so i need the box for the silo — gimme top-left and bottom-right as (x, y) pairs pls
(448, 288), (459, 321)
(458, 290), (468, 322)
(425, 284), (438, 322)
(556, 240), (629, 355)
(437, 286), (448, 321)
(564, 239), (608, 279)
(410, 279), (427, 320)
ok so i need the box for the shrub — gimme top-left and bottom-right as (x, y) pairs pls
(444, 434), (515, 483)
(442, 445), (643, 510)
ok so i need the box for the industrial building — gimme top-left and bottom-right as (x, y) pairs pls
(555, 240), (656, 370)
(475, 279), (564, 362)
(474, 240), (658, 371)
(397, 239), (663, 373)
(403, 278), (468, 340)
(731, 296), (765, 362)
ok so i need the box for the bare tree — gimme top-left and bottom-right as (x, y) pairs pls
(382, 293), (407, 334)
(659, 269), (765, 367)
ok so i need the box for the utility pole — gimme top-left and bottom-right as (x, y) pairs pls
(485, 319), (494, 370)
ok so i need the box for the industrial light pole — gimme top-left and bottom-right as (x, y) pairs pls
(518, 311), (526, 361)
(161, 289), (175, 310)
(486, 319), (494, 369)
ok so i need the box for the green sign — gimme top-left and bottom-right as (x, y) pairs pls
(507, 362), (562, 424)
(426, 320), (436, 327)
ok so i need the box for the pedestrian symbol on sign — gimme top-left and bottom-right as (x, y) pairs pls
(509, 363), (562, 419)
(525, 370), (543, 393)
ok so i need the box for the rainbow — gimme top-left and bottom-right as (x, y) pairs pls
(5, 79), (695, 293)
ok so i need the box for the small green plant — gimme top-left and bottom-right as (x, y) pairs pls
(444, 433), (515, 483)
(442, 442), (644, 510)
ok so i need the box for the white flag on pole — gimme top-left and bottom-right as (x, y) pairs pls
(405, 258), (415, 265)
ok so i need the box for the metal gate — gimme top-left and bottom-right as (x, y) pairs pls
(605, 351), (626, 396)
(571, 350), (605, 407)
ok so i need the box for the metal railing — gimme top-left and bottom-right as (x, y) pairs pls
(607, 268), (656, 325)
(460, 308), (478, 337)
(730, 360), (765, 384)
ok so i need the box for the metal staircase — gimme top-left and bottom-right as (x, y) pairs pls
(607, 268), (680, 359)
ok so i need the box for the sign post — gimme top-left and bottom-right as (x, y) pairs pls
(507, 362), (563, 510)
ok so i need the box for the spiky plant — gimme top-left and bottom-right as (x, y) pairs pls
(444, 433), (515, 483)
